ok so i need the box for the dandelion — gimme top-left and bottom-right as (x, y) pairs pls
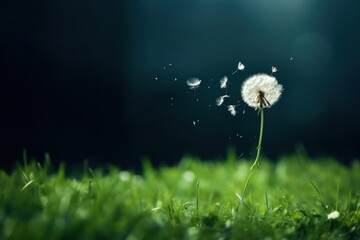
(216, 95), (230, 106)
(241, 73), (283, 198)
(220, 76), (228, 89)
(232, 61), (245, 75)
(271, 66), (277, 74)
(241, 74), (283, 109)
(227, 105), (238, 116)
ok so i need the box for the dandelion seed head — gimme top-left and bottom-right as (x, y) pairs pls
(216, 95), (230, 106)
(220, 76), (228, 89)
(241, 73), (283, 109)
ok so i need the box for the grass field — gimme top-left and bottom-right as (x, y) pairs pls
(0, 149), (359, 239)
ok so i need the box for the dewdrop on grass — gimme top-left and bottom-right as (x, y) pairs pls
(216, 95), (230, 106)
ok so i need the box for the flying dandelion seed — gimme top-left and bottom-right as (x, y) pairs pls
(290, 57), (293, 61)
(232, 62), (245, 75)
(216, 95), (230, 106)
(169, 63), (172, 66)
(220, 76), (228, 89)
(271, 66), (277, 74)
(155, 77), (158, 80)
(193, 121), (196, 126)
(227, 105), (238, 116)
(186, 78), (201, 90)
(174, 78), (177, 81)
(186, 78), (202, 98)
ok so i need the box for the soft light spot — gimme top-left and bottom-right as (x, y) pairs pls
(327, 211), (340, 220)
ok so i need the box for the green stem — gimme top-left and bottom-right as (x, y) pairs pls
(251, 107), (264, 171)
(242, 107), (264, 198)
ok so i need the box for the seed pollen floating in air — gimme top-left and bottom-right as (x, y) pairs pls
(216, 95), (230, 106)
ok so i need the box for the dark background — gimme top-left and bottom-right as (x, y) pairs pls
(1, 0), (360, 170)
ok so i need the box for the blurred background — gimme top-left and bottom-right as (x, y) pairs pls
(1, 0), (360, 170)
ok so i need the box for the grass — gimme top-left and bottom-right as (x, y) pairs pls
(0, 149), (359, 239)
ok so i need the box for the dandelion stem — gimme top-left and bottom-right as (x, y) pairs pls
(242, 106), (264, 198)
(251, 106), (264, 171)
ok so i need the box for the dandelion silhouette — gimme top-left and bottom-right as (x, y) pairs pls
(241, 73), (283, 197)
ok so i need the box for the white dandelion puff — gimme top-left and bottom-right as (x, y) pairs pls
(220, 76), (228, 89)
(232, 62), (245, 75)
(227, 105), (238, 116)
(327, 211), (340, 220)
(186, 78), (202, 90)
(216, 95), (230, 106)
(241, 73), (283, 109)
(271, 66), (277, 73)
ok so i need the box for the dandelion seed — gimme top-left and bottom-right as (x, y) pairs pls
(232, 62), (245, 75)
(216, 95), (230, 106)
(220, 76), (228, 89)
(174, 77), (177, 81)
(271, 66), (277, 73)
(241, 73), (283, 109)
(169, 63), (172, 66)
(197, 120), (200, 122)
(163, 66), (166, 70)
(327, 211), (340, 220)
(227, 105), (237, 116)
(290, 57), (293, 61)
(186, 78), (202, 90)
(193, 121), (196, 126)
(208, 86), (211, 89)
(155, 77), (158, 80)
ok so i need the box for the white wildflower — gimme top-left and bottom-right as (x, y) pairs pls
(241, 73), (283, 109)
(186, 78), (202, 90)
(271, 66), (277, 73)
(227, 105), (237, 116)
(327, 211), (340, 220)
(220, 76), (228, 89)
(216, 95), (230, 106)
(232, 62), (245, 75)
